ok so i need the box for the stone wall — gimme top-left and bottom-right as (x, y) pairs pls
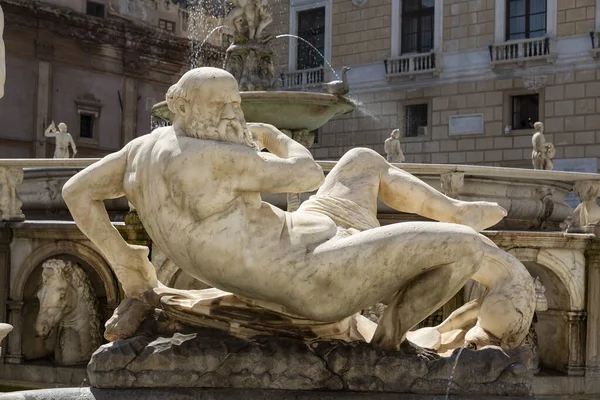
(331, 0), (391, 66)
(443, 0), (495, 52)
(557, 0), (596, 37)
(0, 0), (222, 158)
(313, 67), (600, 169)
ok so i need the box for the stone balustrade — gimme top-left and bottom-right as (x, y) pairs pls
(0, 159), (599, 231)
(280, 67), (325, 91)
(384, 52), (438, 80)
(489, 36), (555, 68)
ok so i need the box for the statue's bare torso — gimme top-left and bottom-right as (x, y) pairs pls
(123, 127), (337, 303)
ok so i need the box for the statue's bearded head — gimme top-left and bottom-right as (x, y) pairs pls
(533, 121), (544, 133)
(166, 68), (258, 150)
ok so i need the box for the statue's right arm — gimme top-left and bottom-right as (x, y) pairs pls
(62, 147), (158, 297)
(236, 123), (324, 193)
(44, 125), (57, 137)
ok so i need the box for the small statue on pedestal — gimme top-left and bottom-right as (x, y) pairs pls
(44, 121), (77, 159)
(531, 122), (554, 170)
(384, 129), (405, 163)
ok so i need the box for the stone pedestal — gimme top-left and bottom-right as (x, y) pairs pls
(88, 332), (533, 397)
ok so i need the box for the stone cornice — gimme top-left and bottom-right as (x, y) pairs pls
(484, 230), (593, 250)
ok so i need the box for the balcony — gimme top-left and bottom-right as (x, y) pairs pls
(489, 37), (555, 69)
(280, 67), (324, 91)
(384, 52), (439, 80)
(590, 31), (600, 59)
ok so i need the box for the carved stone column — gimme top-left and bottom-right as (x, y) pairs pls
(566, 310), (586, 376)
(0, 228), (12, 324)
(34, 41), (54, 158)
(4, 300), (24, 364)
(121, 77), (138, 146)
(585, 242), (600, 379)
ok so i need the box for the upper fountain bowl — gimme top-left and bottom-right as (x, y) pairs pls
(151, 91), (355, 132)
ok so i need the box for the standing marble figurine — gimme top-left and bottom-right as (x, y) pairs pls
(531, 122), (554, 170)
(63, 68), (537, 355)
(384, 129), (405, 163)
(45, 122), (77, 159)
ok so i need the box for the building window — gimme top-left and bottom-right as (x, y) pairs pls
(511, 94), (539, 129)
(79, 114), (95, 139)
(401, 0), (434, 54)
(159, 19), (176, 32)
(405, 104), (428, 137)
(86, 1), (105, 17)
(296, 7), (326, 70)
(506, 0), (546, 40)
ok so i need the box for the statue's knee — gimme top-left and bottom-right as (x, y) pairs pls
(344, 147), (381, 160)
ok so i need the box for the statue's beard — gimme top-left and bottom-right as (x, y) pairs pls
(188, 116), (258, 151)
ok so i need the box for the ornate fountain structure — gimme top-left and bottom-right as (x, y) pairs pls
(151, 0), (354, 144)
(3, 2), (600, 399)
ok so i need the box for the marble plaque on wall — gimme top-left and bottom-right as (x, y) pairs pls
(449, 114), (484, 136)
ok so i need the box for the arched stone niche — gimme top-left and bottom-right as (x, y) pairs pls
(509, 247), (586, 375)
(8, 241), (119, 363)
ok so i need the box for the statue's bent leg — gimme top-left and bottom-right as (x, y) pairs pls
(318, 147), (506, 232)
(303, 222), (483, 348)
(371, 257), (480, 352)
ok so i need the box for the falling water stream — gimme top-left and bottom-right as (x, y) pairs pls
(444, 346), (466, 400)
(275, 34), (340, 80)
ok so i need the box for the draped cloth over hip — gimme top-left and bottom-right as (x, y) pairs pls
(299, 195), (380, 233)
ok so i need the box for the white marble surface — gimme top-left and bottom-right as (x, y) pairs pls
(0, 323), (12, 357)
(63, 68), (538, 352)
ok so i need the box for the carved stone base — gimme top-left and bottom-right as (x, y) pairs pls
(88, 332), (533, 397)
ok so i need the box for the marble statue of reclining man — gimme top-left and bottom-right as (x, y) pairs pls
(63, 67), (537, 356)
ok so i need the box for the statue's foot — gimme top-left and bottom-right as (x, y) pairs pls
(451, 201), (507, 232)
(104, 298), (154, 341)
(400, 339), (440, 361)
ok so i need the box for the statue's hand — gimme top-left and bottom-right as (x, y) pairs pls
(110, 244), (158, 298)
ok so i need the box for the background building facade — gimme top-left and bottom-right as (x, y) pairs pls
(0, 0), (222, 158)
(269, 0), (600, 173)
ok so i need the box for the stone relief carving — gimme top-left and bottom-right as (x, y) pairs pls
(440, 172), (465, 199)
(35, 259), (102, 365)
(223, 0), (275, 91)
(44, 121), (78, 159)
(0, 166), (25, 221)
(531, 122), (555, 170)
(384, 129), (405, 163)
(0, 323), (12, 357)
(568, 180), (600, 231)
(63, 67), (538, 359)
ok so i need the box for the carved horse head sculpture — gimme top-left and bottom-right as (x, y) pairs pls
(35, 259), (102, 365)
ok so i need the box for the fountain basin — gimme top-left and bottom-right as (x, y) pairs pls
(151, 91), (355, 131)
